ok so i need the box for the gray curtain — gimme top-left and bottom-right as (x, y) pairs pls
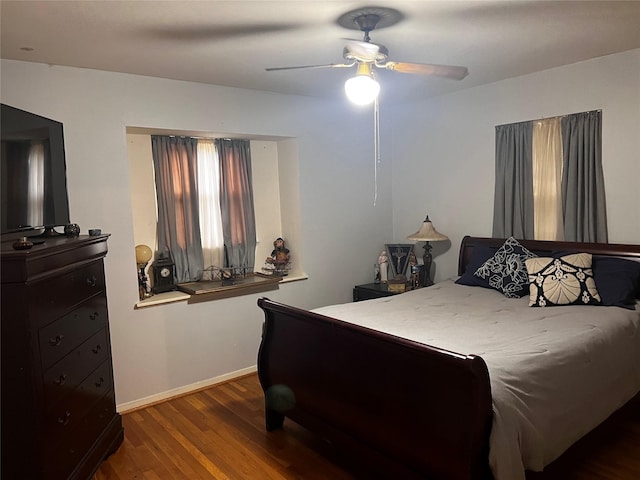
(561, 111), (607, 242)
(492, 121), (534, 239)
(151, 136), (204, 282)
(215, 139), (256, 269)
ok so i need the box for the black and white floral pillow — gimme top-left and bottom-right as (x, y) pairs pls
(526, 253), (601, 307)
(474, 237), (537, 298)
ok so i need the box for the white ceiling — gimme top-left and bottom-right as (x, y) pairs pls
(2, 1), (639, 103)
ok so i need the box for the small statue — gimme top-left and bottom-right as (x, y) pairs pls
(408, 252), (420, 289)
(64, 223), (81, 238)
(378, 250), (389, 283)
(374, 263), (381, 284)
(265, 237), (291, 276)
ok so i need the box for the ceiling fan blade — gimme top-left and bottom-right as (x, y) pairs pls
(379, 62), (469, 80)
(146, 23), (302, 41)
(266, 63), (354, 72)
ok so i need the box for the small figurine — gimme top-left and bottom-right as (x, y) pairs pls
(378, 250), (389, 283)
(374, 263), (381, 284)
(265, 237), (291, 276)
(64, 223), (81, 238)
(408, 251), (420, 289)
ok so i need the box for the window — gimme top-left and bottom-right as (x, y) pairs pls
(493, 110), (606, 242)
(127, 128), (305, 304)
(151, 136), (255, 283)
(532, 117), (563, 241)
(197, 139), (224, 274)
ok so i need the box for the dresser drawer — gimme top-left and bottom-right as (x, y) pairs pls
(45, 360), (113, 440)
(29, 260), (106, 327)
(43, 328), (110, 409)
(45, 390), (117, 480)
(39, 295), (107, 369)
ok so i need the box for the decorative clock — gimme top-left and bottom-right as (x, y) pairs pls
(152, 253), (176, 294)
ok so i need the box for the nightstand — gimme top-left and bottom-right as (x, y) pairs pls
(353, 283), (403, 302)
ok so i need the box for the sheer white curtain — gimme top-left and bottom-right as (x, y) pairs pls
(196, 139), (224, 277)
(532, 118), (564, 240)
(27, 141), (45, 228)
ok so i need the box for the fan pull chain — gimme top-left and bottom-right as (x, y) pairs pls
(373, 95), (380, 206)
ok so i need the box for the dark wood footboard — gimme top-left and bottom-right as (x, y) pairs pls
(257, 297), (493, 480)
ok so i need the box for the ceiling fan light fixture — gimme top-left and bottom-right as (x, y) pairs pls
(344, 63), (380, 105)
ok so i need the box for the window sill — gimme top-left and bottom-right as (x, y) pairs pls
(134, 273), (294, 309)
(277, 273), (308, 283)
(181, 273), (282, 303)
(135, 290), (190, 309)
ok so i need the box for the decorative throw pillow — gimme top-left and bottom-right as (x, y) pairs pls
(455, 245), (497, 289)
(552, 252), (640, 309)
(592, 256), (640, 309)
(474, 237), (537, 298)
(526, 253), (601, 307)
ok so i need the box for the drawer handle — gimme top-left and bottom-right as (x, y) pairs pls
(89, 311), (100, 321)
(92, 344), (102, 354)
(48, 335), (64, 347)
(54, 374), (67, 386)
(57, 410), (71, 426)
(95, 376), (105, 388)
(86, 276), (97, 287)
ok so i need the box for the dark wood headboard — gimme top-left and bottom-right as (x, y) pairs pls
(458, 236), (640, 276)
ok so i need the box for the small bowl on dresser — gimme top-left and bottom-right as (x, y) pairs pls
(12, 237), (34, 250)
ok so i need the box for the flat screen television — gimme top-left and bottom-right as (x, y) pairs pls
(1, 104), (70, 237)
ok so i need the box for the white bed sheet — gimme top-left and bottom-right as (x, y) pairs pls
(313, 279), (640, 480)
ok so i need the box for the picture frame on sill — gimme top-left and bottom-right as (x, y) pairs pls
(385, 243), (414, 280)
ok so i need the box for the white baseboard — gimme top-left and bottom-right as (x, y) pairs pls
(116, 365), (258, 413)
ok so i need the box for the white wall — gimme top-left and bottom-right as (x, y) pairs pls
(390, 49), (640, 282)
(0, 60), (394, 407)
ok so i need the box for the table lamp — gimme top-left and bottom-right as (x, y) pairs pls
(407, 215), (448, 287)
(135, 244), (153, 300)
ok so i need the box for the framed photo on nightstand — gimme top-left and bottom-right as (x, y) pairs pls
(385, 243), (414, 280)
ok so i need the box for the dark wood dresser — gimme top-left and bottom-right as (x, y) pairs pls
(1, 234), (123, 479)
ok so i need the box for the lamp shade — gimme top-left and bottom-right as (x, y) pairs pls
(344, 63), (380, 105)
(135, 244), (153, 264)
(407, 216), (448, 242)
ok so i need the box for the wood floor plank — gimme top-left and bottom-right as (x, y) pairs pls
(155, 397), (268, 479)
(145, 404), (232, 480)
(174, 385), (301, 479)
(96, 373), (640, 480)
(132, 407), (214, 479)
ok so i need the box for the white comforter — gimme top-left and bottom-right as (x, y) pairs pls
(313, 280), (640, 480)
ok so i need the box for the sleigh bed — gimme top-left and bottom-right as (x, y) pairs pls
(257, 236), (640, 480)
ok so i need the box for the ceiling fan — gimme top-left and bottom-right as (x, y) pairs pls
(266, 6), (468, 104)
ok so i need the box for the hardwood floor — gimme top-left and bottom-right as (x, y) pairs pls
(95, 374), (640, 479)
(95, 374), (362, 480)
